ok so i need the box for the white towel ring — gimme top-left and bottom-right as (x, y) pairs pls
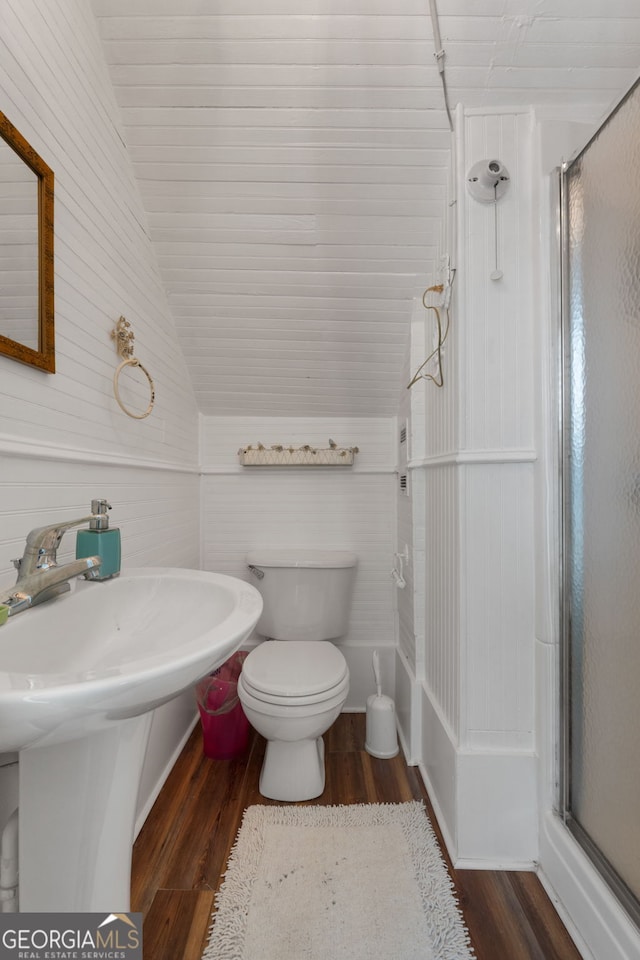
(113, 356), (155, 420)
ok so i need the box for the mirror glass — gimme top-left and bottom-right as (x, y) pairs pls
(0, 112), (54, 373)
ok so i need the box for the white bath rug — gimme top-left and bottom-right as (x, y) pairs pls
(203, 801), (474, 960)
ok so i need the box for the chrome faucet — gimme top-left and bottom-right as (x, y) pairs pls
(3, 511), (104, 616)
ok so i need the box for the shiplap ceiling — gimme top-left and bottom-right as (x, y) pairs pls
(92, 0), (640, 417)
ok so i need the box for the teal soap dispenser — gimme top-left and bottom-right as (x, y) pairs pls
(76, 499), (121, 580)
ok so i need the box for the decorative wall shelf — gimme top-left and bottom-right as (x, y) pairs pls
(238, 443), (359, 467)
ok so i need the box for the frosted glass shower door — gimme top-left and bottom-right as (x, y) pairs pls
(562, 79), (640, 917)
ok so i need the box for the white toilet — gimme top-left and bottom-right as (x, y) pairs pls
(238, 549), (356, 802)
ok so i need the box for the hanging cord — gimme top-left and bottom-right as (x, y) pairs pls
(407, 275), (455, 390)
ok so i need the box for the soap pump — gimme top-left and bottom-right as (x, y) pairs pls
(76, 499), (121, 580)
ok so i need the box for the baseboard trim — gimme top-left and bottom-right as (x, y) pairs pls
(455, 858), (537, 872)
(396, 720), (413, 767)
(394, 648), (421, 764)
(418, 758), (458, 863)
(539, 810), (640, 960)
(537, 866), (596, 960)
(417, 681), (538, 868)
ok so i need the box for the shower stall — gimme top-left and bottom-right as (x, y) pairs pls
(560, 75), (640, 926)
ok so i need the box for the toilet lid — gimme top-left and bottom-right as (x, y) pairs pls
(242, 640), (348, 698)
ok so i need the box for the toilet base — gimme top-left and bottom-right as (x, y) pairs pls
(259, 736), (325, 802)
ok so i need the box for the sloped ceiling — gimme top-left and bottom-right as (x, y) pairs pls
(92, 0), (640, 417)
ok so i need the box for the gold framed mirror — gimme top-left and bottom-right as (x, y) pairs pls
(0, 111), (54, 373)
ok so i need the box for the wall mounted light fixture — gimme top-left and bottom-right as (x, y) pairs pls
(466, 159), (510, 280)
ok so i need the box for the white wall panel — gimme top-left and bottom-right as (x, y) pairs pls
(0, 0), (201, 833)
(461, 109), (535, 454)
(0, 0), (201, 594)
(456, 108), (537, 755)
(424, 464), (460, 740)
(408, 151), (460, 734)
(201, 416), (397, 690)
(201, 415), (394, 473)
(456, 750), (538, 867)
(0, 0), (199, 463)
(461, 463), (535, 751)
(396, 347), (414, 670)
(202, 470), (396, 649)
(419, 680), (458, 857)
(408, 105), (538, 867)
(0, 456), (199, 584)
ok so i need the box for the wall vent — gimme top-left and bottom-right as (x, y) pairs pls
(400, 424), (407, 445)
(400, 474), (408, 494)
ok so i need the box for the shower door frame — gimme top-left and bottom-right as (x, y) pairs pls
(557, 76), (640, 929)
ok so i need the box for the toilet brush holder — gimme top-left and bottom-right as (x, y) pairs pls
(365, 693), (399, 759)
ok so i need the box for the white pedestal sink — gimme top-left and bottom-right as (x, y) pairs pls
(0, 567), (262, 912)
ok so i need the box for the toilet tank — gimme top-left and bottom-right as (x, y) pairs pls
(246, 550), (357, 641)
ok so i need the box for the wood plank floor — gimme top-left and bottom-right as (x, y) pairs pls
(131, 714), (583, 960)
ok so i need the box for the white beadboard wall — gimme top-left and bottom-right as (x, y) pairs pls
(0, 457), (199, 580)
(406, 106), (538, 867)
(460, 462), (535, 752)
(200, 415), (398, 708)
(403, 142), (461, 741)
(423, 463), (460, 741)
(460, 109), (536, 455)
(457, 107), (536, 754)
(0, 0), (199, 462)
(403, 144), (462, 747)
(457, 106), (536, 863)
(396, 347), (414, 672)
(0, 0), (201, 830)
(395, 339), (421, 758)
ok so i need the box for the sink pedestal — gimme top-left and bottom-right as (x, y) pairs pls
(19, 714), (153, 911)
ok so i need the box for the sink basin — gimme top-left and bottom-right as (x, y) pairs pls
(0, 567), (262, 752)
(0, 566), (262, 912)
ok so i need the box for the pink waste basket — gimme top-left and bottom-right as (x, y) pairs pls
(196, 651), (251, 760)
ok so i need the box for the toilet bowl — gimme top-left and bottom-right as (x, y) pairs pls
(238, 550), (356, 802)
(239, 640), (349, 800)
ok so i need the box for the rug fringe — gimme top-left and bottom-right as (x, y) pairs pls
(205, 805), (265, 959)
